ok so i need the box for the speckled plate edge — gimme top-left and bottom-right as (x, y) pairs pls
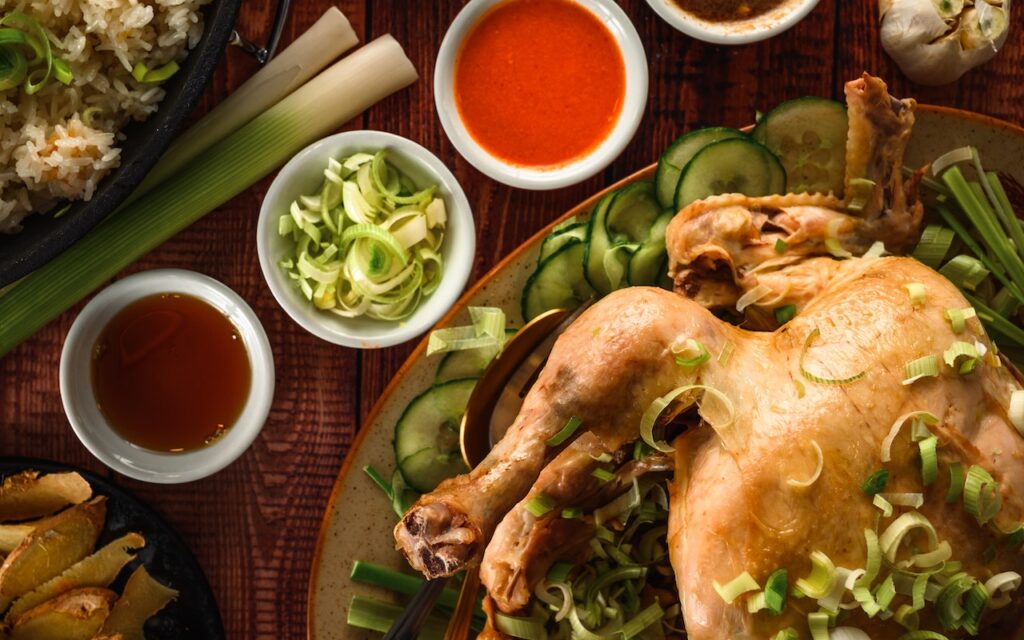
(306, 106), (1024, 640)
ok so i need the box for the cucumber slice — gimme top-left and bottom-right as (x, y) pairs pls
(522, 240), (595, 321)
(582, 193), (616, 295)
(751, 97), (848, 196)
(655, 127), (746, 208)
(435, 328), (517, 383)
(605, 181), (661, 244)
(538, 222), (587, 264)
(394, 378), (476, 492)
(627, 209), (674, 286)
(674, 137), (786, 210)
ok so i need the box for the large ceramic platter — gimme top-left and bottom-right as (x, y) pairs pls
(307, 106), (1024, 640)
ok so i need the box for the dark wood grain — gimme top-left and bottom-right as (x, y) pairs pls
(1, 1), (1022, 638)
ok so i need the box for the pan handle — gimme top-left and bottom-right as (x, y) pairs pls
(228, 0), (292, 65)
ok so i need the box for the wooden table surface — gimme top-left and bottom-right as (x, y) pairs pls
(2, 1), (1022, 638)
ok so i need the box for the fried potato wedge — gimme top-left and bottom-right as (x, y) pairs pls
(0, 497), (106, 608)
(0, 471), (92, 522)
(98, 566), (178, 640)
(0, 523), (34, 554)
(7, 587), (116, 640)
(5, 532), (144, 622)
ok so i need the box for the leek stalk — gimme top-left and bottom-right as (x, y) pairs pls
(347, 595), (449, 639)
(131, 7), (359, 200)
(0, 35), (418, 357)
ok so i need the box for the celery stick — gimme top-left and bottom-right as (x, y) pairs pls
(347, 595), (447, 639)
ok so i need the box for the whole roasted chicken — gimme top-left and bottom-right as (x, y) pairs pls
(394, 75), (1024, 638)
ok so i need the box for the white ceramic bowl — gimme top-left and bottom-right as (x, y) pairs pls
(257, 130), (475, 348)
(434, 0), (648, 190)
(645, 0), (821, 45)
(60, 269), (275, 484)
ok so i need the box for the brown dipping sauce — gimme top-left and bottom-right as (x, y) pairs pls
(91, 293), (252, 452)
(670, 0), (786, 21)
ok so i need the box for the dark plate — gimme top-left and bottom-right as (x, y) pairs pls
(0, 0), (243, 287)
(0, 458), (224, 640)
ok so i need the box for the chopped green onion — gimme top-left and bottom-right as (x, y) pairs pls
(131, 60), (180, 84)
(946, 462), (964, 503)
(495, 612), (547, 640)
(882, 411), (938, 462)
(942, 341), (979, 374)
(591, 468), (614, 483)
(832, 628), (872, 640)
(932, 146), (974, 175)
(589, 452), (612, 463)
(902, 356), (940, 385)
(546, 561), (574, 583)
(862, 241), (887, 259)
(713, 571), (760, 604)
(894, 603), (920, 631)
(961, 582), (988, 634)
(1009, 390), (1024, 436)
(808, 611), (831, 640)
(876, 574), (897, 610)
(796, 551), (836, 599)
(1006, 526), (1024, 547)
(765, 568), (788, 615)
(594, 479), (640, 526)
(775, 304), (797, 324)
(639, 384), (735, 453)
(943, 307), (976, 334)
(775, 238), (788, 253)
(826, 218), (853, 258)
(879, 492), (924, 509)
(939, 254), (990, 292)
(787, 440), (824, 488)
(0, 43), (27, 92)
(51, 56), (72, 85)
(919, 436), (939, 486)
(904, 283), (927, 308)
(746, 591), (767, 613)
(847, 177), (877, 212)
(800, 328), (866, 385)
(525, 492), (556, 518)
(672, 338), (710, 369)
(619, 602), (664, 639)
(964, 464), (1000, 525)
(560, 507), (582, 519)
(983, 571), (1021, 609)
(912, 225), (955, 269)
(873, 494), (894, 518)
(861, 469), (889, 496)
(901, 540), (952, 570)
(880, 511), (938, 563)
(773, 629), (798, 640)
(545, 416), (582, 447)
(936, 573), (974, 630)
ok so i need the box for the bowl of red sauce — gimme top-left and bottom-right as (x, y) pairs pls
(435, 0), (648, 190)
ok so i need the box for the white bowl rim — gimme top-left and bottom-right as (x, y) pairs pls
(59, 269), (275, 484)
(644, 0), (822, 45)
(433, 0), (649, 191)
(256, 130), (475, 349)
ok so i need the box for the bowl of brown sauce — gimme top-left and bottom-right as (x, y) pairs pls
(59, 269), (275, 484)
(645, 0), (821, 44)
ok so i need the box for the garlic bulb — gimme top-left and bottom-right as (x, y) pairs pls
(879, 0), (1010, 85)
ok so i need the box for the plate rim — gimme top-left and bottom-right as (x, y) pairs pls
(304, 104), (1024, 638)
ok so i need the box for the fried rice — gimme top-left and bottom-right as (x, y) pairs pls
(0, 0), (209, 232)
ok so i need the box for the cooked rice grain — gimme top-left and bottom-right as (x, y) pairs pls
(0, 0), (209, 232)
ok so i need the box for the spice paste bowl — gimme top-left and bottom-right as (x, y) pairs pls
(60, 269), (275, 484)
(257, 130), (475, 349)
(434, 0), (648, 190)
(645, 0), (822, 45)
